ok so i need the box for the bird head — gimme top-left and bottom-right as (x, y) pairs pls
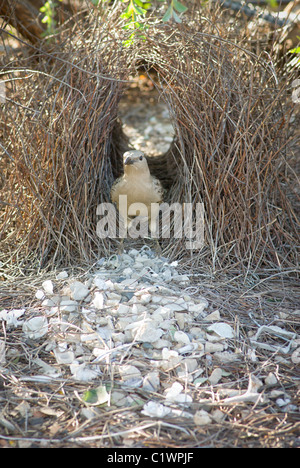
(123, 150), (150, 176)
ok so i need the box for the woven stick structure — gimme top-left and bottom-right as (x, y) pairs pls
(0, 4), (299, 275)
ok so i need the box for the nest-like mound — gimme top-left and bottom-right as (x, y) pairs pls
(0, 4), (299, 275)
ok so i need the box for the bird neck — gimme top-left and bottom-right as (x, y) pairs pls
(124, 166), (151, 180)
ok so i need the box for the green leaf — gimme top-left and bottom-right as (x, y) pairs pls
(134, 0), (149, 7)
(173, 0), (188, 13)
(82, 385), (109, 406)
(289, 47), (300, 54)
(172, 9), (182, 22)
(162, 4), (173, 22)
(133, 4), (147, 15)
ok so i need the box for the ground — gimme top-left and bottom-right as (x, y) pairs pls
(0, 246), (299, 448)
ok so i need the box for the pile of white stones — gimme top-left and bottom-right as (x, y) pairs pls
(1, 247), (299, 421)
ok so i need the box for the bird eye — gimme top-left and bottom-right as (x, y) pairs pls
(139, 155), (143, 160)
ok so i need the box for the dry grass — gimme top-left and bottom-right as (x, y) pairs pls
(0, 3), (299, 276)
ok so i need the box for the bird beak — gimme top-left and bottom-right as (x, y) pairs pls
(124, 157), (134, 166)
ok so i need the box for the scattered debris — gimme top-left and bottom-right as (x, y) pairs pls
(0, 248), (299, 447)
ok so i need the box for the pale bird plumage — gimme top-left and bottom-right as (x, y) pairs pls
(110, 150), (163, 242)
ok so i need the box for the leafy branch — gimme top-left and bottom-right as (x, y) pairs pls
(120, 0), (187, 44)
(40, 0), (63, 37)
(39, 0), (188, 41)
(161, 0), (188, 23)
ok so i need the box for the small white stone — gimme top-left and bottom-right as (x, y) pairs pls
(119, 364), (141, 381)
(159, 348), (182, 370)
(60, 300), (78, 312)
(174, 331), (190, 345)
(56, 271), (68, 280)
(132, 303), (147, 314)
(23, 316), (48, 340)
(188, 299), (208, 314)
(162, 269), (172, 281)
(111, 332), (126, 344)
(42, 280), (54, 295)
(42, 298), (57, 308)
(116, 304), (130, 315)
(69, 281), (90, 301)
(214, 352), (240, 363)
(0, 309), (25, 328)
(142, 371), (160, 392)
(209, 367), (223, 385)
(92, 292), (104, 309)
(165, 382), (192, 405)
(173, 274), (189, 284)
(54, 348), (75, 364)
(291, 347), (300, 365)
(194, 409), (212, 426)
(207, 322), (234, 339)
(179, 358), (198, 373)
(211, 409), (226, 423)
(152, 338), (170, 349)
(127, 321), (163, 343)
(153, 306), (172, 318)
(151, 295), (164, 304)
(205, 342), (224, 353)
(97, 327), (113, 341)
(205, 310), (220, 322)
(265, 372), (277, 386)
(70, 362), (100, 381)
(93, 277), (108, 290)
(165, 302), (187, 312)
(139, 293), (152, 305)
(175, 312), (186, 330)
(128, 249), (139, 257)
(123, 267), (133, 277)
(35, 289), (45, 300)
(141, 401), (171, 418)
(165, 381), (183, 399)
(178, 343), (199, 354)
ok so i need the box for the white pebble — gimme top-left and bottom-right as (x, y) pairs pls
(69, 281), (90, 301)
(116, 304), (130, 315)
(205, 342), (224, 353)
(42, 280), (54, 295)
(23, 316), (48, 340)
(188, 298), (208, 314)
(174, 331), (190, 345)
(265, 372), (277, 386)
(56, 271), (68, 280)
(53, 348), (75, 364)
(92, 292), (104, 309)
(209, 367), (223, 385)
(205, 310), (220, 322)
(194, 410), (212, 426)
(207, 322), (234, 339)
(35, 290), (45, 300)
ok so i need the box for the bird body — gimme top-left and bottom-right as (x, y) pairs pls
(111, 150), (163, 245)
(110, 150), (163, 238)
